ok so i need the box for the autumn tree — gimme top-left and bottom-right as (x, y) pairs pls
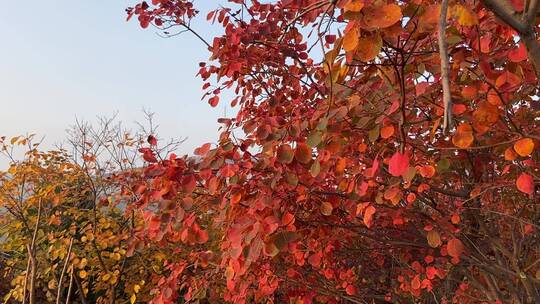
(0, 116), (185, 304)
(124, 0), (540, 303)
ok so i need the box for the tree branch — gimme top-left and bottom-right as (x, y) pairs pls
(482, 0), (540, 75)
(482, 0), (529, 34)
(56, 238), (74, 304)
(438, 0), (452, 132)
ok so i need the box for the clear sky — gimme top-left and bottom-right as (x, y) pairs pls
(0, 1), (228, 166)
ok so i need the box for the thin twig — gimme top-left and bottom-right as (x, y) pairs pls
(65, 268), (74, 304)
(26, 199), (42, 304)
(21, 253), (31, 304)
(56, 238), (74, 304)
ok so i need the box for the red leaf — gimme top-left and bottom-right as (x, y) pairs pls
(194, 143), (211, 156)
(220, 164), (238, 178)
(447, 238), (464, 258)
(508, 43), (527, 62)
(208, 96), (220, 107)
(345, 285), (357, 296)
(142, 151), (158, 163)
(516, 173), (534, 195)
(140, 19), (150, 29)
(411, 275), (421, 290)
(147, 135), (157, 146)
(308, 252), (322, 267)
(196, 229), (209, 244)
(294, 143), (312, 164)
(388, 151), (409, 177)
(495, 71), (521, 89)
(426, 266), (438, 280)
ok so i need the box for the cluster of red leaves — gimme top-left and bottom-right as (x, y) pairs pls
(126, 0), (540, 303)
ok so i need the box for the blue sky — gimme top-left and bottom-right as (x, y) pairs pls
(0, 1), (228, 165)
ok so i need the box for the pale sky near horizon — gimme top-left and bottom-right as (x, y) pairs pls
(0, 1), (229, 167)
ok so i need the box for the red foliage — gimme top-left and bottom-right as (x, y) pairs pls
(126, 0), (540, 303)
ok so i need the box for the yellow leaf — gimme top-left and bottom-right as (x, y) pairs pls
(134, 284), (141, 293)
(130, 294), (137, 304)
(452, 4), (478, 26)
(79, 270), (87, 279)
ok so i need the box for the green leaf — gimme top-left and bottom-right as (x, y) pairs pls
(436, 159), (450, 172)
(368, 125), (380, 142)
(310, 160), (321, 177)
(307, 131), (323, 147)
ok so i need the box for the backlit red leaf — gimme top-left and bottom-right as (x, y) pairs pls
(388, 151), (409, 177)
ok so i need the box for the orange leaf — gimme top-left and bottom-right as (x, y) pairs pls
(344, 0), (364, 12)
(505, 147), (518, 161)
(383, 187), (400, 201)
(418, 5), (440, 32)
(356, 32), (382, 61)
(452, 123), (474, 148)
(487, 90), (502, 105)
(343, 27), (359, 52)
(514, 138), (534, 157)
(452, 104), (467, 115)
(516, 173), (534, 195)
(194, 143), (211, 156)
(230, 191), (242, 205)
(335, 157), (347, 174)
(418, 165), (436, 178)
(495, 71), (521, 89)
(411, 275), (421, 290)
(363, 205), (376, 228)
(472, 101), (499, 128)
(380, 125), (395, 139)
(321, 202), (333, 216)
(294, 143), (312, 164)
(427, 230), (442, 248)
(362, 4), (402, 29)
(447, 238), (464, 258)
(461, 85), (477, 100)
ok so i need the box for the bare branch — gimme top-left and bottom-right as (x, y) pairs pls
(56, 238), (74, 304)
(438, 0), (452, 132)
(482, 0), (529, 34)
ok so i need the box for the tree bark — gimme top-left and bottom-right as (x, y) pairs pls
(482, 0), (540, 76)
